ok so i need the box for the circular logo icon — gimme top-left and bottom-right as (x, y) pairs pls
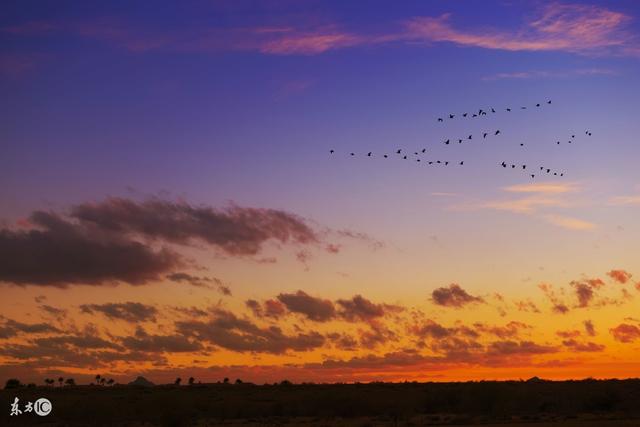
(34, 398), (52, 416)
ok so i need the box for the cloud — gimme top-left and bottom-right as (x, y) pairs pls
(0, 319), (61, 339)
(119, 327), (202, 353)
(0, 210), (179, 287)
(561, 339), (605, 352)
(258, 28), (363, 55)
(543, 214), (595, 231)
(336, 295), (402, 323)
(175, 308), (325, 354)
(483, 68), (617, 81)
(609, 195), (640, 206)
(431, 284), (484, 308)
(166, 272), (231, 295)
(402, 3), (635, 56)
(584, 320), (596, 336)
(571, 282), (595, 308)
(245, 299), (286, 319)
(514, 299), (541, 313)
(486, 340), (557, 356)
(80, 302), (158, 322)
(608, 269), (632, 284)
(504, 183), (579, 195)
(538, 283), (570, 314)
(71, 197), (318, 256)
(276, 291), (336, 322)
(0, 198), (321, 287)
(610, 323), (640, 343)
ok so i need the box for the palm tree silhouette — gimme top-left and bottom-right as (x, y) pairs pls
(188, 377), (195, 386)
(58, 377), (64, 387)
(174, 377), (182, 386)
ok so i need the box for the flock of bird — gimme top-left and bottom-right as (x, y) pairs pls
(329, 100), (593, 179)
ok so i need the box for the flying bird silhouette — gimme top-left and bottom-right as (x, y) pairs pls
(397, 149), (402, 154)
(449, 114), (455, 119)
(495, 130), (501, 135)
(483, 132), (488, 138)
(330, 150), (334, 154)
(367, 152), (372, 157)
(438, 118), (443, 122)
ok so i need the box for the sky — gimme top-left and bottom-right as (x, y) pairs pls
(2, 0), (640, 385)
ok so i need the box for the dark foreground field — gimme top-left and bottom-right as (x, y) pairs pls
(2, 379), (640, 426)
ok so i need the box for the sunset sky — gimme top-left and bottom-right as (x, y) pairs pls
(2, 0), (640, 385)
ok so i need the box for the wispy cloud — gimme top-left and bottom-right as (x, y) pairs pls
(4, 3), (640, 58)
(465, 182), (594, 230)
(543, 214), (596, 231)
(402, 3), (637, 56)
(483, 68), (618, 81)
(609, 195), (640, 206)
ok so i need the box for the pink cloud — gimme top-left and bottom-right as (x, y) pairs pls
(402, 3), (636, 56)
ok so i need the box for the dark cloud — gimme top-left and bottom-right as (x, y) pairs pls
(610, 323), (640, 343)
(0, 319), (61, 338)
(0, 211), (178, 286)
(276, 290), (336, 322)
(538, 283), (570, 314)
(0, 198), (320, 287)
(584, 319), (596, 336)
(431, 284), (484, 308)
(358, 321), (398, 349)
(327, 332), (358, 351)
(473, 321), (531, 339)
(175, 308), (325, 354)
(119, 327), (202, 353)
(571, 282), (595, 308)
(608, 269), (632, 284)
(336, 295), (402, 322)
(486, 340), (557, 356)
(71, 197), (318, 256)
(38, 304), (67, 319)
(245, 298), (286, 319)
(561, 339), (605, 352)
(514, 299), (541, 313)
(166, 272), (231, 295)
(80, 302), (158, 322)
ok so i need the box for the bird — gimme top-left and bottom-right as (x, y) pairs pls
(463, 113), (468, 117)
(478, 109), (484, 115)
(422, 148), (426, 153)
(522, 165), (526, 169)
(449, 114), (455, 119)
(428, 161), (433, 164)
(483, 132), (488, 138)
(540, 167), (544, 170)
(491, 107), (496, 113)
(472, 114), (478, 117)
(536, 103), (540, 107)
(468, 134), (472, 140)
(557, 141), (560, 145)
(459, 161), (464, 165)
(436, 160), (441, 164)
(546, 169), (551, 173)
(330, 150), (335, 154)
(560, 173), (564, 177)
(397, 149), (402, 154)
(403, 155), (407, 159)
(587, 132), (592, 136)
(383, 154), (388, 158)
(501, 162), (507, 168)
(511, 164), (516, 168)
(520, 143), (524, 146)
(445, 139), (450, 145)
(445, 161), (449, 165)
(495, 130), (501, 135)
(554, 172), (557, 176)
(458, 139), (463, 144)
(571, 135), (575, 138)
(414, 152), (418, 155)
(506, 108), (511, 112)
(531, 174), (535, 178)
(438, 118), (443, 122)
(350, 153), (355, 156)
(417, 159), (421, 162)
(521, 106), (527, 109)
(367, 152), (372, 157)
(547, 100), (552, 104)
